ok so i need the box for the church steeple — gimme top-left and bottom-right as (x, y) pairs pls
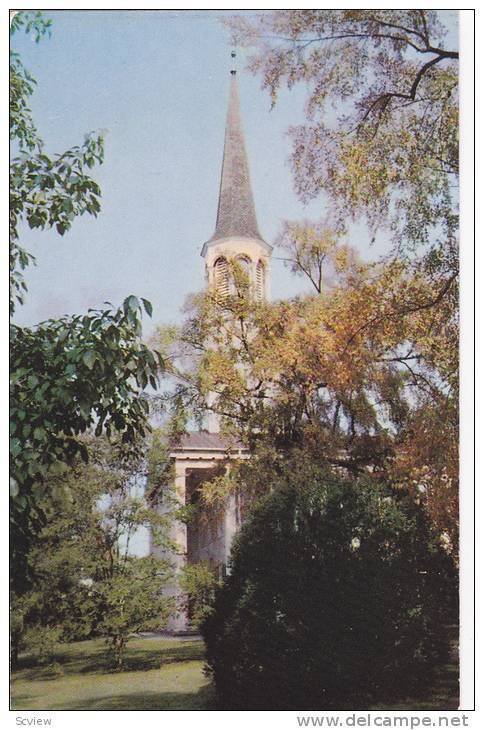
(209, 72), (264, 245)
(201, 60), (272, 301)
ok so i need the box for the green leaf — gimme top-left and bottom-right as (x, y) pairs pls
(124, 295), (139, 314)
(82, 350), (97, 370)
(33, 426), (46, 440)
(10, 438), (21, 457)
(141, 298), (153, 317)
(79, 402), (91, 420)
(9, 478), (19, 498)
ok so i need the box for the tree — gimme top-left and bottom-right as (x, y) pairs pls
(178, 563), (219, 630)
(271, 221), (459, 550)
(154, 247), (458, 553)
(276, 219), (363, 294)
(230, 9), (459, 424)
(10, 12), (163, 582)
(10, 11), (105, 314)
(202, 458), (458, 710)
(230, 10), (458, 276)
(10, 296), (161, 584)
(12, 440), (173, 671)
(97, 557), (172, 671)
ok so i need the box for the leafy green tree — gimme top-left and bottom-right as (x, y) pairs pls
(202, 456), (458, 710)
(97, 557), (172, 670)
(10, 296), (161, 587)
(10, 12), (163, 583)
(12, 440), (173, 671)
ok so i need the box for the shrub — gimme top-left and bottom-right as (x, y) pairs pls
(179, 562), (219, 630)
(21, 625), (62, 667)
(202, 465), (457, 710)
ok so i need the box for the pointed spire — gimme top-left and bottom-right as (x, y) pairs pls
(209, 70), (264, 244)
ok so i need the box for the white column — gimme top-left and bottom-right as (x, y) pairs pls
(205, 391), (221, 433)
(224, 493), (238, 570)
(166, 459), (189, 633)
(223, 462), (239, 569)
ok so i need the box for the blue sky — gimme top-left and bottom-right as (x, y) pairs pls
(12, 9), (331, 336)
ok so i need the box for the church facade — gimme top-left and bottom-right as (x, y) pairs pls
(151, 69), (272, 632)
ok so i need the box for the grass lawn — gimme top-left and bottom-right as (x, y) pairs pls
(11, 633), (459, 711)
(11, 636), (214, 711)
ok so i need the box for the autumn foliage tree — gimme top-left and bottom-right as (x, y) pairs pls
(154, 235), (458, 555)
(229, 10), (458, 274)
(212, 9), (459, 551)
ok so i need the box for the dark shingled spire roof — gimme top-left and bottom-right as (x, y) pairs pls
(208, 74), (265, 245)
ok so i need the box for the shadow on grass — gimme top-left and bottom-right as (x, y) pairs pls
(45, 685), (217, 711)
(14, 631), (459, 711)
(17, 639), (205, 680)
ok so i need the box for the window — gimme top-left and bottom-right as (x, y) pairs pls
(214, 257), (229, 298)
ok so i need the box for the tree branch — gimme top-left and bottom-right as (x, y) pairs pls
(357, 53), (452, 133)
(342, 272), (457, 355)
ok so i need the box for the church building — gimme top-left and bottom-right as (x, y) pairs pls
(151, 64), (272, 632)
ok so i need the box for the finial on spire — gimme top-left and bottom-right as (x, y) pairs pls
(230, 49), (236, 76)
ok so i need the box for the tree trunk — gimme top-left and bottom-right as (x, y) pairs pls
(11, 635), (19, 670)
(115, 635), (126, 671)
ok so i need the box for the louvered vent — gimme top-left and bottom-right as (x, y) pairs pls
(256, 261), (265, 300)
(214, 257), (230, 298)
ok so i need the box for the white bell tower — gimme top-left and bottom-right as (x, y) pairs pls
(201, 61), (272, 433)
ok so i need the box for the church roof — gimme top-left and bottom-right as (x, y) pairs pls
(171, 431), (246, 452)
(203, 73), (269, 253)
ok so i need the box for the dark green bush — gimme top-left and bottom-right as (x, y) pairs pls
(202, 464), (457, 710)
